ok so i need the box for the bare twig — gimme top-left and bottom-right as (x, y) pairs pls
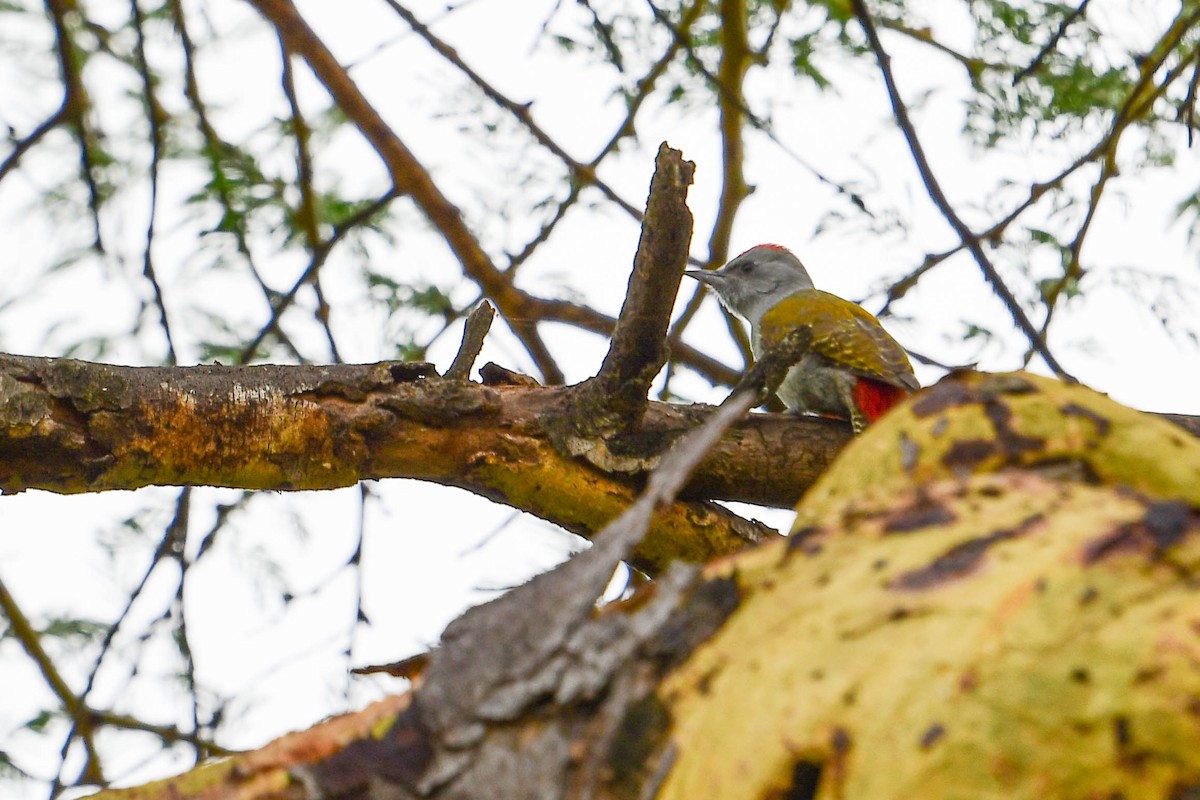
(569, 144), (695, 434)
(1012, 0), (1092, 85)
(278, 30), (342, 364)
(707, 0), (752, 268)
(0, 573), (107, 789)
(1032, 29), (1200, 359)
(880, 4), (1200, 330)
(90, 710), (231, 755)
(238, 190), (399, 364)
(168, 0), (305, 362)
(879, 19), (993, 78)
(129, 0), (178, 365)
(589, 1), (705, 169)
(51, 488), (196, 793)
(446, 302), (496, 380)
(0, 106), (69, 182)
(851, 0), (1073, 380)
(645, 0), (876, 220)
(247, 0), (565, 383)
(46, 0), (105, 253)
(383, 0), (644, 223)
(1183, 47), (1200, 146)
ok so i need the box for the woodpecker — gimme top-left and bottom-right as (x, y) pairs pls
(686, 244), (918, 432)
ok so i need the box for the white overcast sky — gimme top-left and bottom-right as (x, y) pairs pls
(2, 0), (1199, 795)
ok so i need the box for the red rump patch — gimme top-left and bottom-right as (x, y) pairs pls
(853, 378), (909, 423)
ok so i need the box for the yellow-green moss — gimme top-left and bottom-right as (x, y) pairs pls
(660, 472), (1200, 799)
(798, 371), (1200, 526)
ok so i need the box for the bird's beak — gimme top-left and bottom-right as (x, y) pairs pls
(684, 269), (722, 287)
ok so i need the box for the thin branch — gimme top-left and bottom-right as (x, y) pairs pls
(879, 18), (993, 78)
(380, 0), (649, 259)
(51, 489), (194, 793)
(238, 190), (399, 364)
(1032, 31), (1200, 359)
(168, 0), (305, 362)
(247, 0), (564, 383)
(311, 279), (344, 364)
(277, 29), (334, 364)
(529, 295), (742, 386)
(588, 0), (706, 168)
(0, 106), (69, 183)
(879, 3), (1200, 324)
(851, 0), (1072, 379)
(90, 710), (232, 755)
(645, 0), (877, 222)
(344, 482), (371, 697)
(45, 0), (105, 253)
(1183, 47), (1200, 146)
(504, 182), (582, 272)
(708, 0), (752, 268)
(282, 31), (350, 367)
(0, 574), (87, 725)
(0, 573), (107, 791)
(129, 0), (177, 365)
(1012, 0), (1092, 85)
(576, 0), (625, 72)
(509, 0), (704, 275)
(169, 490), (204, 764)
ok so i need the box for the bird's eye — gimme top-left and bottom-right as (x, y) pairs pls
(739, 263), (753, 273)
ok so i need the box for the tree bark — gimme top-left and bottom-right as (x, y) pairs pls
(89, 370), (1200, 800)
(0, 351), (858, 571)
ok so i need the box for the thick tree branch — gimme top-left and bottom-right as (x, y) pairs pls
(87, 371), (1200, 800)
(5, 353), (1194, 517)
(0, 354), (834, 572)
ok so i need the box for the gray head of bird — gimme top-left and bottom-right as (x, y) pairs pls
(685, 244), (816, 328)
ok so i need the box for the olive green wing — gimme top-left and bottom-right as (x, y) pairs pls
(758, 291), (918, 390)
